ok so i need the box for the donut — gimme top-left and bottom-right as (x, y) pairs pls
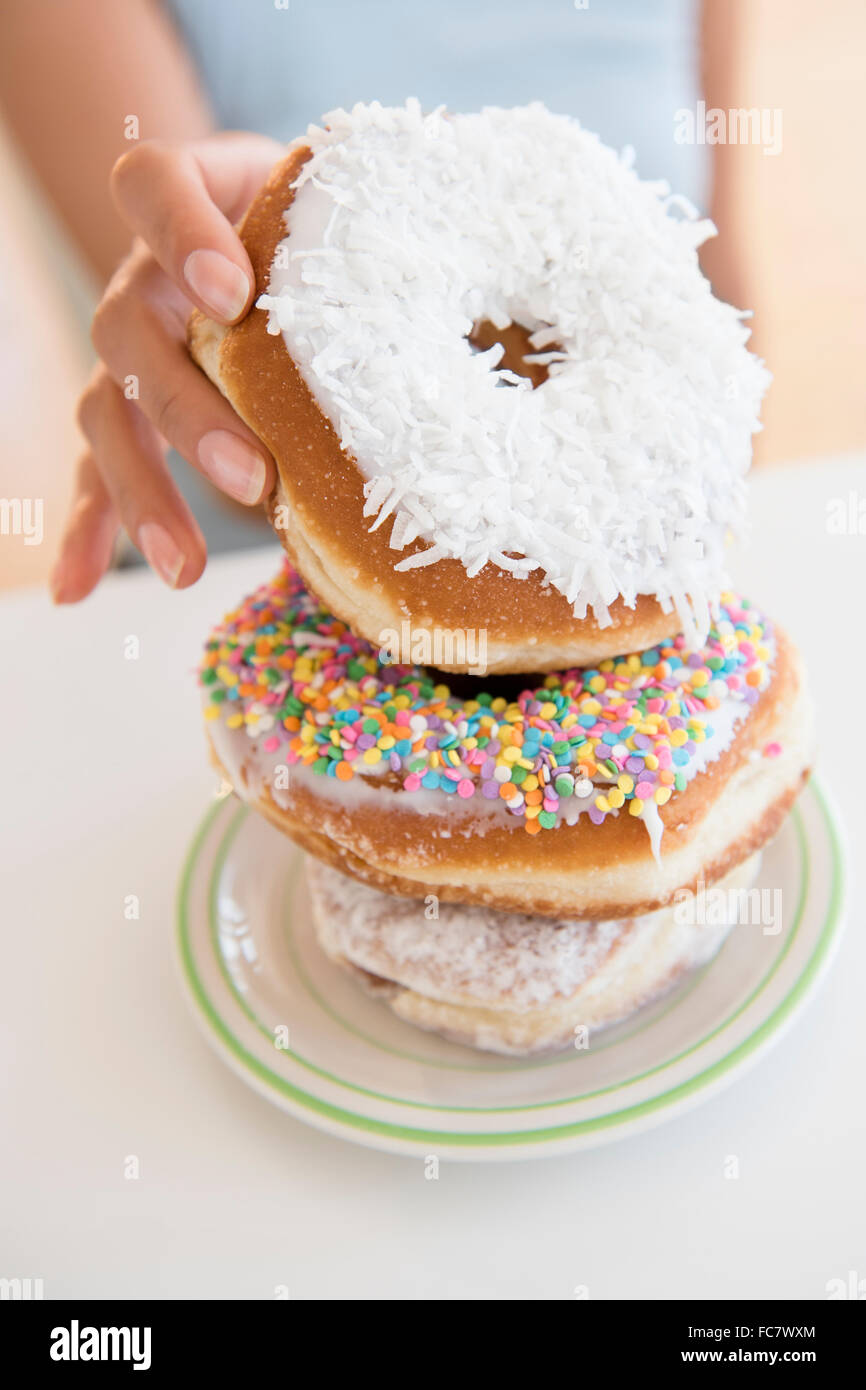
(189, 101), (770, 672)
(307, 853), (762, 1057)
(199, 561), (812, 920)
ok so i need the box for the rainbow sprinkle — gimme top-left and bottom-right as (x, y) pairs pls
(199, 563), (774, 835)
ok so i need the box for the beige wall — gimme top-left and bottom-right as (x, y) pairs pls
(0, 117), (93, 587)
(702, 0), (866, 464)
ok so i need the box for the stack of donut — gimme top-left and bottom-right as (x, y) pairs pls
(193, 103), (813, 1056)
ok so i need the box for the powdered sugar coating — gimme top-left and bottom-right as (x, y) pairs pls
(260, 100), (770, 641)
(308, 857), (626, 1010)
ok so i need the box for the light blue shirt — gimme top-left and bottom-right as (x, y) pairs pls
(167, 0), (704, 202)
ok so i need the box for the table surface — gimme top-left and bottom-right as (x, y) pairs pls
(2, 455), (864, 1301)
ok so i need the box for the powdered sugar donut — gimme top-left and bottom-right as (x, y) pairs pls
(190, 101), (770, 673)
(307, 853), (761, 1056)
(199, 563), (812, 920)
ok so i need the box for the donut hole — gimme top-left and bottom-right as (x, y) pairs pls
(468, 319), (559, 389)
(425, 665), (546, 703)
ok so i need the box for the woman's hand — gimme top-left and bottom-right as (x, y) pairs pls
(52, 132), (284, 602)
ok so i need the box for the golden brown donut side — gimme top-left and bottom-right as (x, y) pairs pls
(188, 148), (681, 671)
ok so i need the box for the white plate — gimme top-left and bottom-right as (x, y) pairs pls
(176, 778), (845, 1161)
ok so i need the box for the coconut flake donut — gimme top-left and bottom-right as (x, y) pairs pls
(199, 561), (812, 919)
(307, 854), (760, 1057)
(189, 101), (770, 673)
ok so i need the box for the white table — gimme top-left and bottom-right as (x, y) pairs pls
(2, 456), (863, 1301)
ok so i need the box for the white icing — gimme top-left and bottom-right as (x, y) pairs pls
(260, 101), (770, 643)
(642, 798), (665, 866)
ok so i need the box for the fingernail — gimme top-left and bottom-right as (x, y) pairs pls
(198, 430), (267, 505)
(184, 249), (251, 322)
(138, 522), (185, 588)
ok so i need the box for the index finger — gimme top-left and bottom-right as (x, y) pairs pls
(110, 132), (285, 324)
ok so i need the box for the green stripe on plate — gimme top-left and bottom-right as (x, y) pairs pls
(176, 780), (844, 1147)
(206, 803), (806, 1110)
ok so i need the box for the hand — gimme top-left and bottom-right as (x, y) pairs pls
(51, 132), (284, 602)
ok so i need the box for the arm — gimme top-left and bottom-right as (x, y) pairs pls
(0, 0), (214, 282)
(1, 0), (282, 600)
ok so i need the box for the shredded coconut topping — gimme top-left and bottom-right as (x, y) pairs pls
(260, 100), (770, 642)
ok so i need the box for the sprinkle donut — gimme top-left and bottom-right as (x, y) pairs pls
(200, 562), (812, 919)
(190, 102), (770, 672)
